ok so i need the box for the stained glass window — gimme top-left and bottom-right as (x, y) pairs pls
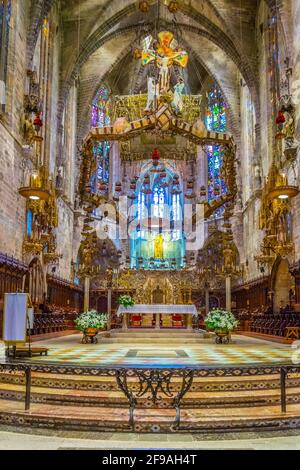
(91, 85), (110, 128)
(207, 145), (227, 203)
(26, 209), (33, 238)
(205, 84), (227, 217)
(142, 34), (153, 52)
(153, 185), (166, 219)
(172, 193), (181, 222)
(90, 85), (111, 193)
(206, 85), (227, 132)
(132, 171), (185, 269)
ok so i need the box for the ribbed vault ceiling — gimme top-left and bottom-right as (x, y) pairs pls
(54, 0), (272, 140)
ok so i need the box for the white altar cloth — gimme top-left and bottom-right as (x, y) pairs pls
(116, 304), (198, 317)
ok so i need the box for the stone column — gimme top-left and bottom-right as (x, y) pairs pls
(226, 276), (232, 312)
(205, 285), (210, 315)
(122, 312), (128, 330)
(29, 268), (33, 299)
(107, 288), (112, 331)
(155, 313), (161, 330)
(84, 276), (90, 312)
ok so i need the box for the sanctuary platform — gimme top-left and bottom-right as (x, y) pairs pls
(1, 331), (299, 434)
(8, 330), (295, 367)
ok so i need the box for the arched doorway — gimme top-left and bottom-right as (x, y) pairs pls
(273, 259), (294, 314)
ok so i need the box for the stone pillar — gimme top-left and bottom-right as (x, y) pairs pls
(107, 288), (112, 331)
(226, 276), (232, 312)
(84, 277), (90, 312)
(187, 314), (193, 330)
(122, 313), (128, 330)
(29, 268), (33, 299)
(205, 286), (210, 315)
(188, 288), (192, 304)
(155, 313), (161, 330)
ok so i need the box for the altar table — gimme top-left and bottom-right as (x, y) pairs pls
(116, 304), (198, 330)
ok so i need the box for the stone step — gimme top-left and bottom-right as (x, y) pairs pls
(113, 329), (200, 335)
(1, 399), (300, 433)
(0, 382), (300, 408)
(99, 337), (203, 344)
(1, 371), (300, 393)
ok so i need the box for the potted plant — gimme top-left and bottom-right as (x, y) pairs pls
(118, 294), (135, 308)
(204, 309), (239, 344)
(75, 310), (107, 343)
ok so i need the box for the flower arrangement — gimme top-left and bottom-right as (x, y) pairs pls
(74, 310), (107, 332)
(118, 294), (135, 308)
(204, 309), (239, 332)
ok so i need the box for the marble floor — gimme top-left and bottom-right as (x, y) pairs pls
(22, 332), (296, 367)
(0, 426), (300, 450)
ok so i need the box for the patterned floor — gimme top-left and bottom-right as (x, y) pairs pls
(29, 333), (295, 366)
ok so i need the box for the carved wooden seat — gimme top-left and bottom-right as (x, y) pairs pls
(131, 314), (142, 327)
(286, 326), (300, 340)
(172, 314), (184, 327)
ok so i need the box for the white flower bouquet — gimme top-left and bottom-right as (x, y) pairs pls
(74, 310), (107, 332)
(205, 309), (239, 332)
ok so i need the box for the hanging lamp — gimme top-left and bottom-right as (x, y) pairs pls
(19, 171), (50, 201)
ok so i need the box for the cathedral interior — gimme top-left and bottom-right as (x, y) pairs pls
(1, 0), (300, 450)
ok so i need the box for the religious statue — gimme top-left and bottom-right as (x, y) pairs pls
(56, 167), (63, 190)
(159, 56), (171, 94)
(171, 77), (185, 114)
(254, 164), (262, 190)
(277, 211), (290, 244)
(141, 32), (188, 95)
(32, 216), (40, 241)
(22, 113), (35, 146)
(154, 233), (164, 259)
(145, 76), (160, 112)
(153, 284), (164, 304)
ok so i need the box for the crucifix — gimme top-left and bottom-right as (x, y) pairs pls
(141, 31), (188, 94)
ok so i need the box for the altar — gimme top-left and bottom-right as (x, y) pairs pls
(116, 304), (198, 330)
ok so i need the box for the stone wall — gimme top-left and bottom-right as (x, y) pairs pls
(0, 1), (77, 283)
(0, 0), (31, 258)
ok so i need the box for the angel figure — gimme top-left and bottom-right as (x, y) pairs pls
(145, 76), (160, 112)
(171, 77), (185, 114)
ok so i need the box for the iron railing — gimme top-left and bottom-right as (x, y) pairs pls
(0, 360), (299, 430)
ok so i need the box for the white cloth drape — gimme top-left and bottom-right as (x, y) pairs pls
(117, 304), (198, 317)
(3, 293), (27, 343)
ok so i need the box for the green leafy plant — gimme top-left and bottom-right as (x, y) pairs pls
(204, 309), (239, 332)
(74, 310), (107, 332)
(118, 294), (135, 308)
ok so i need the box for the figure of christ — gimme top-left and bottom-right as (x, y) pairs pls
(154, 233), (164, 259)
(158, 56), (172, 94)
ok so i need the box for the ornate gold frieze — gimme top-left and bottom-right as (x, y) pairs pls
(110, 94), (202, 126)
(256, 162), (298, 266)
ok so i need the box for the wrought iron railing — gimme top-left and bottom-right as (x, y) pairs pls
(0, 360), (299, 430)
